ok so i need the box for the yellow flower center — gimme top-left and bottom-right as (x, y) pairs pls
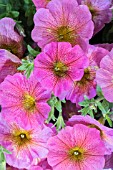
(22, 94), (36, 112)
(10, 124), (32, 149)
(54, 61), (68, 77)
(56, 26), (75, 44)
(68, 147), (84, 161)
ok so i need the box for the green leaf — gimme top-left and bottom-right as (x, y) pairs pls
(55, 115), (65, 131)
(0, 161), (6, 170)
(79, 95), (92, 107)
(17, 59), (34, 78)
(55, 100), (62, 112)
(96, 101), (106, 116)
(89, 109), (94, 118)
(15, 23), (26, 37)
(27, 45), (39, 57)
(47, 106), (56, 123)
(61, 99), (66, 103)
(0, 153), (5, 163)
(102, 99), (109, 111)
(24, 0), (30, 4)
(96, 86), (103, 97)
(105, 115), (112, 127)
(48, 95), (58, 106)
(11, 11), (19, 18)
(6, 3), (12, 12)
(25, 63), (34, 78)
(17, 64), (28, 71)
(79, 100), (90, 107)
(79, 107), (90, 116)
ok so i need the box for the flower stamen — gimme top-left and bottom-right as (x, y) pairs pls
(54, 61), (68, 77)
(56, 26), (75, 44)
(22, 94), (36, 112)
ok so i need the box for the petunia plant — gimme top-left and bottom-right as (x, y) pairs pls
(0, 0), (113, 170)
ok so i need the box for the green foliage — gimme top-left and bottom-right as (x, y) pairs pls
(0, 0), (36, 45)
(17, 59), (34, 78)
(0, 146), (11, 170)
(79, 87), (113, 127)
(27, 45), (40, 57)
(47, 95), (66, 131)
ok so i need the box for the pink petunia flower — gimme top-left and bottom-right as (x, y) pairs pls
(67, 115), (113, 154)
(0, 118), (53, 169)
(32, 0), (94, 50)
(32, 0), (51, 10)
(47, 124), (106, 170)
(33, 42), (89, 100)
(96, 49), (113, 102)
(0, 17), (24, 58)
(66, 45), (108, 103)
(0, 49), (21, 84)
(0, 73), (51, 125)
(78, 0), (112, 34)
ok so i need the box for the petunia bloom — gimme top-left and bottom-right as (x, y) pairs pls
(67, 115), (113, 154)
(47, 124), (106, 170)
(0, 118), (53, 169)
(0, 73), (51, 125)
(34, 42), (89, 100)
(32, 0), (51, 10)
(0, 17), (24, 58)
(32, 0), (94, 50)
(0, 49), (21, 84)
(66, 45), (108, 103)
(78, 0), (112, 34)
(96, 49), (113, 102)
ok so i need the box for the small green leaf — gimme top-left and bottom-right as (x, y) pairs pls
(15, 23), (26, 37)
(55, 100), (62, 112)
(0, 153), (5, 163)
(105, 115), (112, 127)
(25, 63), (34, 78)
(0, 161), (6, 170)
(55, 115), (65, 131)
(96, 86), (103, 97)
(27, 45), (39, 57)
(11, 11), (19, 18)
(79, 107), (90, 116)
(47, 106), (56, 123)
(61, 99), (66, 103)
(6, 3), (12, 12)
(96, 101), (106, 116)
(17, 59), (34, 78)
(102, 99), (109, 111)
(17, 64), (27, 71)
(48, 95), (58, 106)
(24, 0), (30, 4)
(89, 109), (94, 118)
